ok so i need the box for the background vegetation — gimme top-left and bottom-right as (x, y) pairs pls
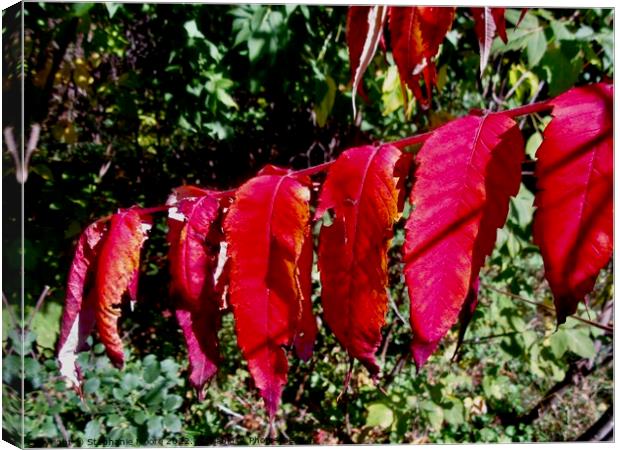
(2, 3), (614, 446)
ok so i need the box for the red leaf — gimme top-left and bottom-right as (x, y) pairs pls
(58, 220), (108, 387)
(388, 6), (455, 108)
(167, 194), (222, 310)
(176, 307), (219, 400)
(346, 5), (388, 116)
(471, 7), (506, 73)
(293, 229), (317, 362)
(95, 209), (151, 367)
(167, 194), (223, 394)
(223, 170), (311, 417)
(316, 145), (407, 376)
(404, 114), (523, 368)
(533, 83), (613, 324)
(492, 8), (508, 43)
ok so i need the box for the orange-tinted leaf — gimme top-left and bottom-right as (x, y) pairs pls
(533, 83), (613, 324)
(316, 145), (406, 376)
(95, 209), (151, 367)
(346, 5), (388, 116)
(388, 6), (455, 108)
(58, 220), (108, 388)
(224, 170), (311, 417)
(404, 114), (523, 368)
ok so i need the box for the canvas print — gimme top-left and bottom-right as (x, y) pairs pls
(2, 2), (614, 447)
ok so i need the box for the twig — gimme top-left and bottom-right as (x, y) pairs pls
(25, 285), (51, 332)
(41, 385), (71, 446)
(386, 288), (407, 326)
(382, 351), (408, 389)
(216, 403), (244, 420)
(460, 331), (521, 345)
(576, 405), (613, 441)
(500, 353), (612, 426)
(483, 284), (613, 333)
(337, 357), (355, 403)
(379, 321), (395, 366)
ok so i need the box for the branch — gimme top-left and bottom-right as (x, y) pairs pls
(499, 353), (612, 427)
(483, 284), (614, 333)
(576, 405), (613, 441)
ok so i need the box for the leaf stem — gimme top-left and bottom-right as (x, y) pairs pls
(500, 99), (552, 118)
(136, 205), (170, 215)
(390, 130), (434, 149)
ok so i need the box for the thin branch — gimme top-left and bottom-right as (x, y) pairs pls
(483, 284), (614, 333)
(25, 285), (51, 332)
(460, 331), (521, 345)
(216, 403), (244, 420)
(501, 99), (552, 118)
(41, 385), (71, 446)
(386, 288), (407, 326)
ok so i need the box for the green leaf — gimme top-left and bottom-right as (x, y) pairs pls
(365, 403), (394, 429)
(164, 394), (183, 411)
(444, 398), (465, 426)
(142, 380), (167, 406)
(147, 416), (164, 439)
(184, 20), (205, 40)
(565, 328), (596, 359)
(133, 410), (148, 425)
(314, 75), (336, 128)
(24, 358), (42, 388)
(83, 378), (101, 395)
(525, 132), (543, 160)
(537, 44), (583, 96)
(420, 400), (443, 431)
(122, 373), (141, 391)
(84, 420), (101, 440)
(526, 29), (547, 67)
(2, 354), (21, 384)
(106, 414), (123, 427)
(216, 89), (239, 110)
(104, 3), (121, 18)
(163, 414), (182, 433)
(550, 329), (569, 358)
(31, 302), (63, 350)
(160, 359), (179, 378)
(143, 359), (161, 383)
(248, 37), (264, 61)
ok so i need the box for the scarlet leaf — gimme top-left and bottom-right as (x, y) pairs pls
(57, 220), (108, 388)
(404, 114), (523, 368)
(471, 7), (507, 73)
(95, 209), (151, 367)
(176, 307), (219, 400)
(346, 5), (388, 116)
(533, 83), (613, 324)
(293, 229), (317, 362)
(167, 194), (223, 394)
(167, 194), (222, 310)
(316, 145), (406, 376)
(223, 169), (311, 416)
(388, 6), (455, 108)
